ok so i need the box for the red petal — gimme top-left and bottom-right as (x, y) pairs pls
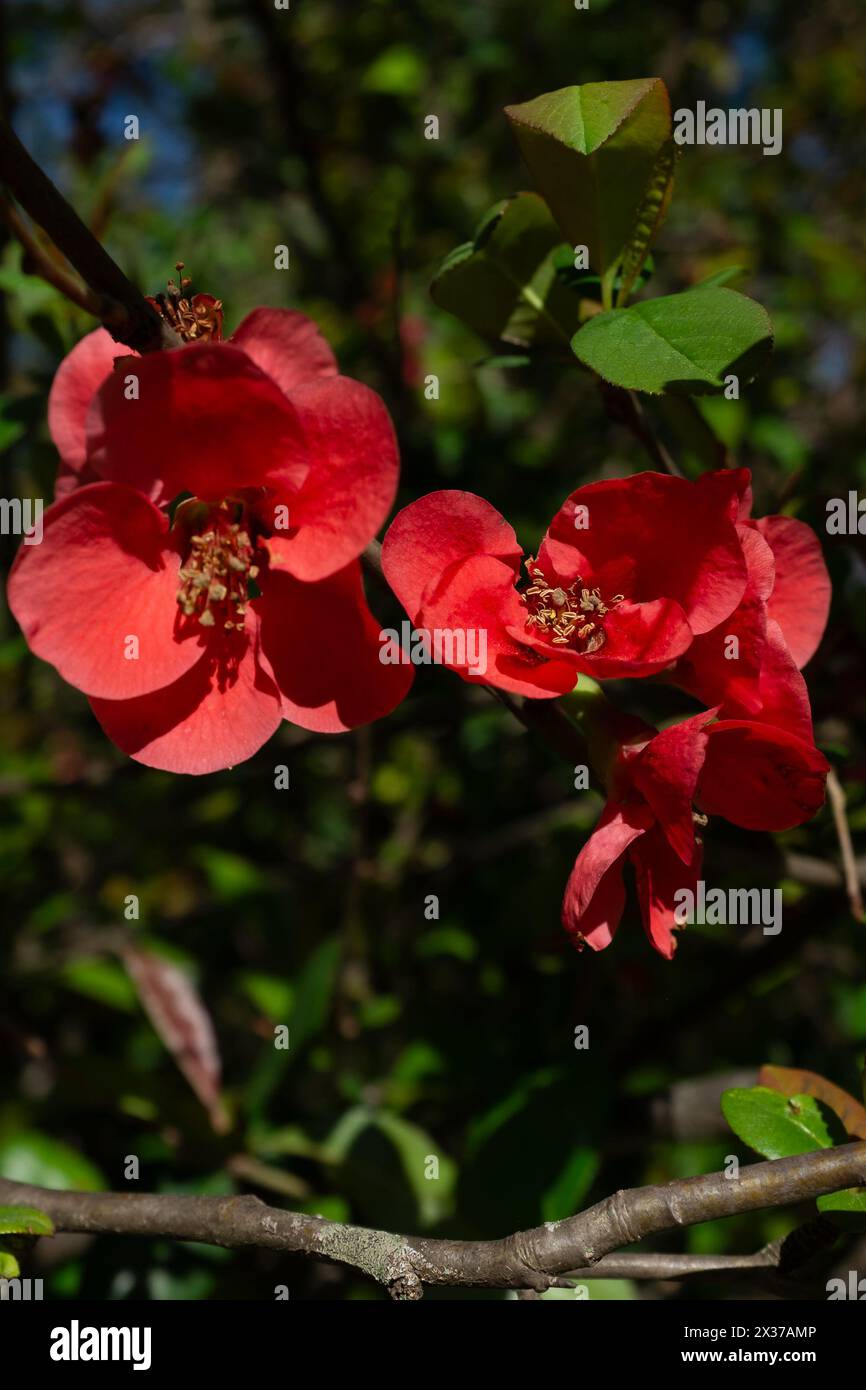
(566, 859), (628, 953)
(561, 801), (655, 951)
(7, 482), (207, 699)
(704, 619), (814, 742)
(749, 619), (815, 740)
(630, 709), (716, 864)
(695, 466), (753, 523)
(631, 825), (701, 960)
(753, 516), (831, 669)
(581, 598), (693, 677)
(381, 490), (523, 621)
(699, 719), (829, 831)
(541, 472), (747, 635)
(671, 525), (775, 714)
(90, 617), (282, 774)
(419, 553), (578, 697)
(507, 597), (693, 678)
(87, 343), (309, 506)
(48, 328), (127, 498)
(230, 307), (338, 396)
(264, 376), (398, 581)
(256, 561), (413, 733)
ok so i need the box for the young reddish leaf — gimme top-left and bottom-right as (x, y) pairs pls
(759, 1064), (866, 1140)
(123, 947), (229, 1133)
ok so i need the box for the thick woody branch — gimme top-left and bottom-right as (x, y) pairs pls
(0, 114), (173, 352)
(1, 1143), (862, 1300)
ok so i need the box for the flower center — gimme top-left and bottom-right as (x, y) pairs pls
(176, 505), (260, 631)
(149, 262), (223, 343)
(521, 558), (623, 654)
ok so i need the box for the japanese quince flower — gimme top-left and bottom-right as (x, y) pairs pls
(562, 708), (829, 959)
(381, 474), (749, 697)
(671, 469), (831, 739)
(8, 286), (412, 773)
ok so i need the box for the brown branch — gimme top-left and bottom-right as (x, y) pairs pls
(826, 768), (865, 923)
(1, 1143), (862, 1300)
(567, 1214), (840, 1284)
(0, 113), (173, 352)
(1, 195), (104, 317)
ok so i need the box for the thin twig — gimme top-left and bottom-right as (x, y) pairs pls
(565, 1215), (840, 1282)
(598, 381), (683, 476)
(826, 768), (865, 922)
(1, 195), (103, 317)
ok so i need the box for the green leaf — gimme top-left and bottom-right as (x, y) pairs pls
(817, 1187), (866, 1232)
(572, 285), (773, 395)
(430, 193), (582, 349)
(361, 44), (426, 97)
(696, 265), (748, 289)
(0, 1205), (54, 1237)
(289, 936), (341, 1054)
(238, 970), (294, 1022)
(721, 1087), (834, 1160)
(505, 80), (673, 300)
(373, 1113), (457, 1227)
(0, 1245), (21, 1279)
(459, 1069), (608, 1235)
(322, 1105), (456, 1230)
(60, 956), (138, 1012)
(817, 1188), (866, 1216)
(0, 1133), (105, 1191)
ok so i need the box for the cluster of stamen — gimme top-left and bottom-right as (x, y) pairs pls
(151, 262), (223, 342)
(521, 559), (623, 654)
(177, 513), (258, 630)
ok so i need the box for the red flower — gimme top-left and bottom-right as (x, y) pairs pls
(671, 470), (831, 739)
(9, 306), (411, 773)
(381, 474), (748, 697)
(563, 710), (829, 959)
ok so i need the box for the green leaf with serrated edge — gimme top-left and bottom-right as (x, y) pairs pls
(431, 193), (582, 349)
(616, 140), (678, 305)
(505, 80), (672, 304)
(572, 285), (773, 396)
(721, 1087), (833, 1160)
(0, 1205), (54, 1237)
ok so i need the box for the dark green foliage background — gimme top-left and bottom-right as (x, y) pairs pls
(0, 0), (864, 1299)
